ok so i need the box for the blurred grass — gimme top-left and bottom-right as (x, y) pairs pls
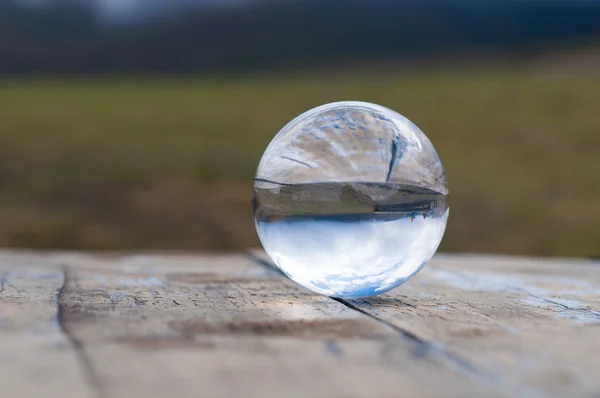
(0, 68), (599, 256)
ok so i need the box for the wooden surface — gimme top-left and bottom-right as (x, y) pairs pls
(0, 250), (598, 398)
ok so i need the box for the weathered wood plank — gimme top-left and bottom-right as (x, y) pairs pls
(0, 254), (93, 398)
(339, 254), (600, 398)
(249, 250), (600, 397)
(53, 252), (504, 398)
(4, 249), (597, 398)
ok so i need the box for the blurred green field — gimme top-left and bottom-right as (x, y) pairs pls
(0, 68), (599, 256)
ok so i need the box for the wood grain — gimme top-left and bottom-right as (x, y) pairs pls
(342, 254), (600, 398)
(56, 252), (501, 398)
(0, 253), (93, 398)
(1, 249), (598, 397)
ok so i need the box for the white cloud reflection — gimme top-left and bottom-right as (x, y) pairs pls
(259, 209), (449, 298)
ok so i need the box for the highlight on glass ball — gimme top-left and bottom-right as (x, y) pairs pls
(253, 101), (449, 298)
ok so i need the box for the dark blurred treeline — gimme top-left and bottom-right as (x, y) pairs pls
(2, 0), (600, 74)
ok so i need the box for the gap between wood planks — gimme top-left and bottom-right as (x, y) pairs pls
(244, 252), (487, 374)
(244, 250), (543, 398)
(57, 266), (106, 398)
(42, 251), (552, 398)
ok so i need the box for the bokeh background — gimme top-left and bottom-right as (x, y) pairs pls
(1, 0), (599, 257)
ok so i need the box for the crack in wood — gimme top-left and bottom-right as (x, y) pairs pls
(57, 266), (105, 398)
(334, 299), (544, 398)
(524, 292), (600, 320)
(246, 252), (545, 398)
(333, 297), (488, 374)
(246, 254), (484, 369)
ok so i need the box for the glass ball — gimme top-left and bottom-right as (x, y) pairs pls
(253, 101), (449, 298)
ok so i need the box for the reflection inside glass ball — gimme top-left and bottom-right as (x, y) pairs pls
(253, 101), (449, 298)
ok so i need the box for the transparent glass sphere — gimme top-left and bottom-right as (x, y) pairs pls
(253, 101), (449, 298)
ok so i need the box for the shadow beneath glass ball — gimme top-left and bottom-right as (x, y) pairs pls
(341, 296), (416, 309)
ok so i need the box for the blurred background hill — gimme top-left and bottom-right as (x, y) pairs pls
(0, 0), (599, 257)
